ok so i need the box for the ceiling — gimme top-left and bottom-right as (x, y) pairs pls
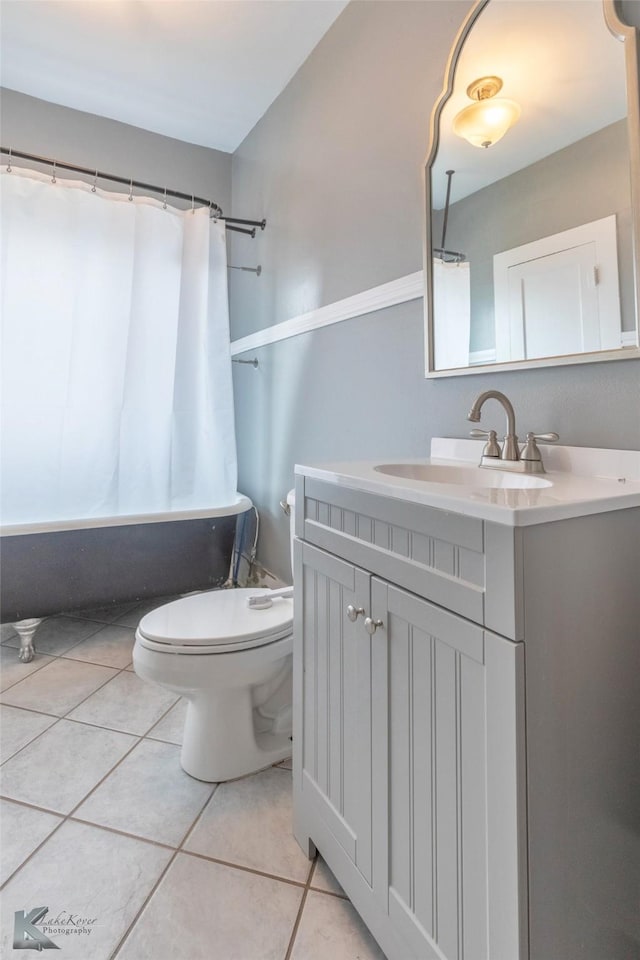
(0, 0), (349, 153)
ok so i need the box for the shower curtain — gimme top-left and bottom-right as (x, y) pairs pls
(432, 257), (471, 369)
(0, 166), (237, 524)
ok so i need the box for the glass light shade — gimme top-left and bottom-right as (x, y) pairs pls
(453, 98), (521, 148)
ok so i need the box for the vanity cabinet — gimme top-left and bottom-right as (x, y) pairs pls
(292, 472), (640, 960)
(293, 476), (528, 960)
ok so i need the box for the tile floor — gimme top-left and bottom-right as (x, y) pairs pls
(0, 600), (386, 959)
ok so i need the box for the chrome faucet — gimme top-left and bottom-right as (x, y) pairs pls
(467, 389), (559, 473)
(468, 390), (520, 461)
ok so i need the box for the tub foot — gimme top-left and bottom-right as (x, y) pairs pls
(13, 619), (42, 663)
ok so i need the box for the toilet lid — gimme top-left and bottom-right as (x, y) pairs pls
(137, 588), (293, 648)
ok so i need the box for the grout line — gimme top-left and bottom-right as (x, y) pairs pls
(0, 813), (69, 891)
(0, 628), (128, 695)
(0, 794), (67, 819)
(109, 784), (220, 959)
(62, 696), (186, 818)
(179, 848), (311, 890)
(177, 776), (217, 852)
(0, 715), (66, 768)
(0, 732), (146, 889)
(0, 613), (189, 898)
(0, 656), (54, 693)
(307, 885), (349, 900)
(57, 662), (134, 718)
(1, 647), (180, 769)
(176, 783), (219, 852)
(283, 856), (317, 960)
(0, 701), (65, 720)
(144, 698), (183, 741)
(68, 816), (177, 851)
(0, 691), (187, 887)
(110, 851), (181, 960)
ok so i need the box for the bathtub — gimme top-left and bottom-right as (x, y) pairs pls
(1, 495), (252, 661)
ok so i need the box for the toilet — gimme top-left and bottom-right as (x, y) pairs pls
(132, 491), (295, 782)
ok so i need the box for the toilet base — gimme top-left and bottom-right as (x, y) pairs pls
(180, 689), (292, 782)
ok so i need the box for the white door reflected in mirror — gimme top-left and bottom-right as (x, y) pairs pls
(493, 215), (621, 362)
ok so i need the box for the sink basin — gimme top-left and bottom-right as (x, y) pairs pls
(374, 463), (552, 489)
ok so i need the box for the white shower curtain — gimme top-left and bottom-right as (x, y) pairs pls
(0, 166), (237, 525)
(432, 258), (471, 370)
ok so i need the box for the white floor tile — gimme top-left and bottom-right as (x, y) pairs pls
(0, 819), (172, 958)
(184, 766), (311, 883)
(146, 698), (187, 745)
(291, 890), (387, 960)
(74, 739), (214, 846)
(63, 624), (135, 669)
(0, 658), (118, 716)
(2, 616), (104, 656)
(116, 851), (302, 960)
(0, 705), (57, 763)
(67, 671), (179, 735)
(0, 718), (136, 813)
(0, 647), (54, 693)
(0, 799), (62, 885)
(311, 856), (347, 897)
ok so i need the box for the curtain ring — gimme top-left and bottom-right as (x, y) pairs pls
(163, 187), (167, 210)
(128, 178), (133, 202)
(51, 161), (57, 184)
(91, 169), (98, 193)
(6, 147), (12, 173)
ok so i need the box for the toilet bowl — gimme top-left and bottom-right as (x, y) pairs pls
(133, 491), (295, 783)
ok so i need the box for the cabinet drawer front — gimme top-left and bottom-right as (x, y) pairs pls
(301, 477), (485, 625)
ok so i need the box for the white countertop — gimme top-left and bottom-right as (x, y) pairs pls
(295, 439), (640, 527)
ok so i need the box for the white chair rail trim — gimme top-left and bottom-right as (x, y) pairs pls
(229, 270), (638, 357)
(230, 270), (424, 355)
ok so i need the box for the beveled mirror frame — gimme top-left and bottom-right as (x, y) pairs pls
(423, 0), (640, 378)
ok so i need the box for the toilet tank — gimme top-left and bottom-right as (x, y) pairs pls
(287, 489), (296, 578)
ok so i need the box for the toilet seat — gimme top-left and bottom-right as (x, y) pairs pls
(136, 588), (293, 655)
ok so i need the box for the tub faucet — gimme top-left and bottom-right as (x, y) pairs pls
(467, 390), (520, 461)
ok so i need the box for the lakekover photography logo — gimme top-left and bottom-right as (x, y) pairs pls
(13, 906), (98, 950)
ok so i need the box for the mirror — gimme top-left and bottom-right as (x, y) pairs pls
(424, 0), (640, 376)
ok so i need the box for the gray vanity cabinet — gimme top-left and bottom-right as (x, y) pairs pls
(293, 477), (528, 960)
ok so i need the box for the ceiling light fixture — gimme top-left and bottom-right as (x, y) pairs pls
(452, 76), (521, 149)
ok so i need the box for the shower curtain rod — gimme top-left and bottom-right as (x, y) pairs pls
(1, 147), (267, 237)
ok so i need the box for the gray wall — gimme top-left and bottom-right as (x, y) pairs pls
(230, 0), (640, 579)
(0, 88), (232, 213)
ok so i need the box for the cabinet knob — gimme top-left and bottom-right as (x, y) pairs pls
(364, 617), (384, 635)
(346, 605), (365, 622)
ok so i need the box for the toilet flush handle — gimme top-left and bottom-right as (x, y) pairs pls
(247, 586), (293, 609)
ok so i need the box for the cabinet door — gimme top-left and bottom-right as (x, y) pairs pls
(372, 578), (527, 960)
(297, 540), (375, 886)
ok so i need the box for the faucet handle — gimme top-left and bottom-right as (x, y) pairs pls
(470, 428), (501, 458)
(521, 431), (559, 463)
